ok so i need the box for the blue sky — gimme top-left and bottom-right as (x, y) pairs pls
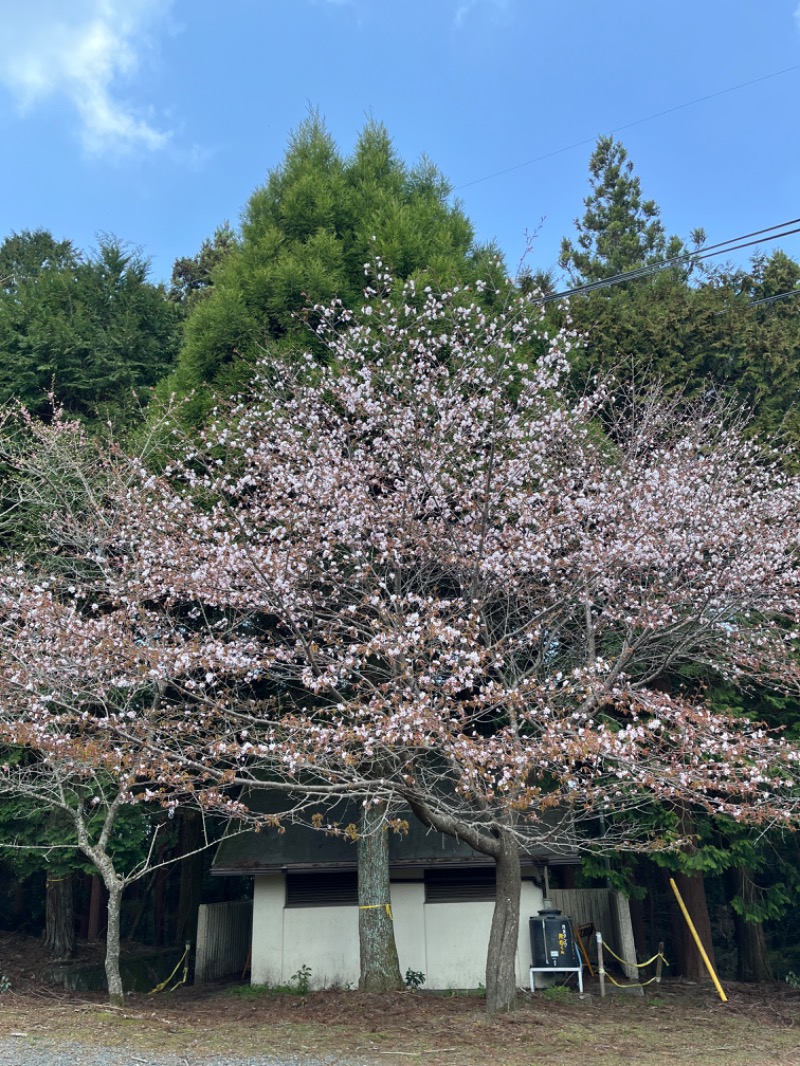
(2, 1), (800, 287)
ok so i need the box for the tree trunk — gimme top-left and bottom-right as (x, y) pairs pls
(485, 831), (521, 1013)
(87, 874), (105, 942)
(666, 868), (717, 982)
(153, 865), (168, 947)
(357, 801), (403, 992)
(175, 810), (203, 946)
(74, 805), (126, 1005)
(104, 882), (125, 1006)
(560, 865), (576, 890)
(629, 896), (648, 960)
(12, 879), (28, 930)
(728, 866), (771, 982)
(44, 874), (75, 958)
(77, 874), (90, 940)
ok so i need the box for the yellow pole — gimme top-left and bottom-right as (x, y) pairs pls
(669, 877), (727, 1003)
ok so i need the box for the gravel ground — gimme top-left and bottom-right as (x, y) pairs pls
(0, 1039), (351, 1066)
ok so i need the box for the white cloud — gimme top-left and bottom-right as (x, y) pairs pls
(0, 0), (171, 155)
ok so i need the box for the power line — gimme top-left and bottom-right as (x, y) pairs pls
(538, 218), (800, 305)
(711, 287), (800, 318)
(694, 227), (800, 264)
(456, 63), (800, 192)
(749, 288), (800, 310)
(681, 218), (800, 258)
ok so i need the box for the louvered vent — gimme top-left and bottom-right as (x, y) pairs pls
(424, 867), (496, 903)
(285, 870), (359, 907)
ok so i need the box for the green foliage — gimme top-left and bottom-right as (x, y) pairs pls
(227, 983), (276, 998)
(0, 974), (10, 993)
(559, 137), (688, 284)
(0, 229), (74, 285)
(404, 968), (426, 990)
(169, 224), (237, 308)
(555, 139), (800, 455)
(159, 114), (506, 428)
(0, 762), (162, 884)
(707, 678), (800, 741)
(231, 965), (313, 997)
(578, 853), (648, 900)
(0, 230), (182, 429)
(291, 964), (312, 995)
(541, 984), (575, 1002)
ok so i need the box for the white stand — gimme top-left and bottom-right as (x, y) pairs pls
(529, 964), (583, 994)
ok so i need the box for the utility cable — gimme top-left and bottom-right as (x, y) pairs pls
(711, 287), (800, 316)
(556, 221), (800, 301)
(456, 63), (800, 191)
(693, 227), (800, 264)
(748, 288), (800, 310)
(538, 220), (800, 305)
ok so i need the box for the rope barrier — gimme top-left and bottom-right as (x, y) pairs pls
(601, 943), (669, 970)
(595, 940), (669, 990)
(603, 969), (664, 989)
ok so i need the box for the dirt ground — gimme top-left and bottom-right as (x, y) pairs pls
(2, 932), (800, 1066)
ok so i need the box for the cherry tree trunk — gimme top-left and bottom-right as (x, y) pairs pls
(485, 832), (521, 1013)
(728, 866), (771, 982)
(357, 801), (403, 992)
(44, 874), (75, 958)
(104, 882), (125, 1006)
(667, 869), (717, 982)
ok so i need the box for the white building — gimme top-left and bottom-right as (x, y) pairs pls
(211, 793), (601, 991)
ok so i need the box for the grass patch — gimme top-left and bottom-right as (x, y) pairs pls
(227, 983), (290, 999)
(540, 984), (577, 1003)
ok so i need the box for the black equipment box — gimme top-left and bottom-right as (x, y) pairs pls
(529, 911), (579, 968)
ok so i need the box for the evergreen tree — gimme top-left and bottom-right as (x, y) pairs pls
(0, 229), (75, 289)
(559, 136), (687, 284)
(158, 115), (505, 427)
(556, 140), (800, 974)
(169, 224), (237, 308)
(555, 139), (800, 453)
(725, 251), (800, 445)
(0, 231), (182, 429)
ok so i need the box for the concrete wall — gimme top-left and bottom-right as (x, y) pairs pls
(251, 874), (544, 990)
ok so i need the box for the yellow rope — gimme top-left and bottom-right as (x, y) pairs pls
(596, 942), (669, 989)
(168, 946), (190, 993)
(359, 903), (393, 920)
(600, 968), (664, 989)
(148, 945), (189, 995)
(601, 943), (669, 970)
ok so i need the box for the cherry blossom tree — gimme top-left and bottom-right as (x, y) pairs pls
(5, 276), (800, 1010)
(0, 409), (402, 1000)
(0, 414), (259, 1005)
(134, 273), (800, 1011)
